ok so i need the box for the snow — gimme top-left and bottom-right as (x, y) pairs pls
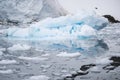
(0, 60), (17, 64)
(18, 56), (48, 61)
(8, 44), (31, 51)
(25, 75), (50, 80)
(0, 69), (13, 74)
(6, 12), (108, 40)
(56, 52), (81, 57)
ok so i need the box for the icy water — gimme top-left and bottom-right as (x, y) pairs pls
(0, 23), (120, 80)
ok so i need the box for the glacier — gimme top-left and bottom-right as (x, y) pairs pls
(0, 0), (67, 23)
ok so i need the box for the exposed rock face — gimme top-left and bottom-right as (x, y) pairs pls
(103, 15), (120, 23)
(0, 0), (67, 24)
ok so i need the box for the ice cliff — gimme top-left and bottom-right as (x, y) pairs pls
(0, 0), (67, 23)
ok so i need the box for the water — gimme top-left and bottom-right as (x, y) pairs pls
(0, 23), (120, 80)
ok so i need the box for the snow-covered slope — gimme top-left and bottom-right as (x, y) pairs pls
(0, 0), (67, 23)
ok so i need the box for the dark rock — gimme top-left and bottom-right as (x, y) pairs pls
(103, 15), (120, 23)
(80, 64), (96, 71)
(110, 56), (120, 62)
(64, 71), (89, 80)
(103, 56), (120, 72)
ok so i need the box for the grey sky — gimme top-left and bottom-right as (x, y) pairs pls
(58, 0), (120, 20)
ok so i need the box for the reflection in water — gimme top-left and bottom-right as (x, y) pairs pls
(0, 37), (109, 80)
(0, 37), (108, 57)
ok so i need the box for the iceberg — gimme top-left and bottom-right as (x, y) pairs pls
(6, 13), (108, 40)
(4, 12), (109, 52)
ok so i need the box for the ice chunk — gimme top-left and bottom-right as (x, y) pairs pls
(56, 52), (81, 57)
(0, 69), (13, 74)
(90, 66), (101, 72)
(8, 44), (31, 51)
(0, 60), (17, 64)
(25, 75), (50, 80)
(18, 56), (48, 61)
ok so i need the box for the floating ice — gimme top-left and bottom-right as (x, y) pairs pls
(0, 60), (17, 64)
(95, 57), (112, 64)
(8, 44), (31, 51)
(90, 66), (100, 72)
(56, 52), (81, 57)
(0, 69), (13, 74)
(25, 75), (50, 80)
(0, 51), (3, 56)
(6, 12), (108, 40)
(0, 47), (6, 51)
(18, 56), (48, 61)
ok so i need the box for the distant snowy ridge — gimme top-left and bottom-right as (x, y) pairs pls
(0, 0), (67, 23)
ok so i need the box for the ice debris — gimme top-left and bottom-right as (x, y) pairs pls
(25, 75), (50, 80)
(0, 69), (13, 74)
(57, 52), (81, 57)
(8, 44), (31, 51)
(18, 56), (48, 61)
(0, 60), (17, 64)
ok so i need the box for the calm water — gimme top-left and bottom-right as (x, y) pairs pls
(0, 23), (120, 80)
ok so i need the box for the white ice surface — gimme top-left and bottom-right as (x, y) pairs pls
(0, 51), (3, 56)
(8, 44), (31, 51)
(25, 75), (50, 80)
(18, 56), (48, 61)
(0, 47), (6, 52)
(95, 57), (113, 65)
(0, 69), (13, 74)
(57, 52), (81, 57)
(0, 60), (17, 64)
